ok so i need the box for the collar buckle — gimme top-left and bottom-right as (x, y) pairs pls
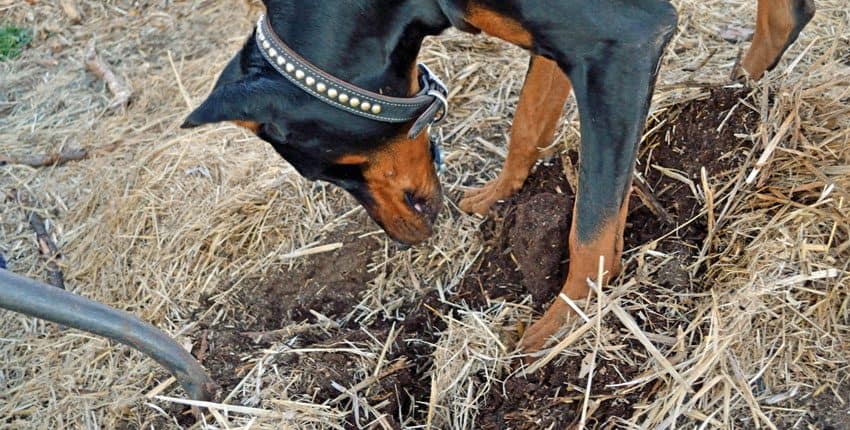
(406, 63), (450, 138)
(419, 64), (449, 124)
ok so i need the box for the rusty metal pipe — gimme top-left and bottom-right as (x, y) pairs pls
(0, 268), (217, 401)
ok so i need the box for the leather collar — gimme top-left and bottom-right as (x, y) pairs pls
(255, 14), (449, 138)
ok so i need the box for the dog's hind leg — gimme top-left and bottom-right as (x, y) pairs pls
(459, 56), (572, 215)
(743, 0), (815, 79)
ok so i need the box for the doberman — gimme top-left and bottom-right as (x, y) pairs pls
(181, 0), (816, 352)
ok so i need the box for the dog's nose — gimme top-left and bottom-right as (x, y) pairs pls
(404, 191), (441, 224)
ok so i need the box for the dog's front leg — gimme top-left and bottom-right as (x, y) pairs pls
(460, 56), (572, 215)
(743, 0), (815, 79)
(518, 0), (679, 352)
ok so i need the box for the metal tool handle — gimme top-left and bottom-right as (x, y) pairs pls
(0, 269), (217, 401)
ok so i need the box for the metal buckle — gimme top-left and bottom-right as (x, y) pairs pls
(426, 89), (448, 124)
(418, 63), (448, 96)
(406, 63), (450, 138)
(418, 63), (449, 125)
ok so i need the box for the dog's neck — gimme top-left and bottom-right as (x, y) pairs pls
(264, 1), (450, 98)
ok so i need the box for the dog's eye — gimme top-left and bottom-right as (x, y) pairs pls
(325, 162), (365, 184)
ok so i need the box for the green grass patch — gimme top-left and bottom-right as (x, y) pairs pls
(0, 25), (32, 61)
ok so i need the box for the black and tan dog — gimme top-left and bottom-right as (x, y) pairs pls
(182, 0), (815, 352)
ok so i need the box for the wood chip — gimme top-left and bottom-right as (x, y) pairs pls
(84, 41), (132, 110)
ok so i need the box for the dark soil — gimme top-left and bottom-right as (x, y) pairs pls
(459, 86), (758, 429)
(159, 87), (759, 429)
(802, 383), (850, 430)
(197, 228), (383, 392)
(180, 227), (447, 429)
(775, 383), (850, 430)
(456, 164), (574, 313)
(629, 86), (757, 247)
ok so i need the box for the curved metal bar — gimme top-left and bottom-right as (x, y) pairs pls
(0, 269), (217, 401)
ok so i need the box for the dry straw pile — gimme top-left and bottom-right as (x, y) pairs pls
(1, 0), (848, 428)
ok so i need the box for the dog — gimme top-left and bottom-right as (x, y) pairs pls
(182, 0), (815, 352)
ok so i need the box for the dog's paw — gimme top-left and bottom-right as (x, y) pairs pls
(518, 298), (570, 354)
(459, 176), (524, 215)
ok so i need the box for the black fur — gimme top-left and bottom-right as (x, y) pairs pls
(184, 0), (450, 194)
(186, 0), (810, 244)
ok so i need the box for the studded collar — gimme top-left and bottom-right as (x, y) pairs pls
(255, 14), (449, 138)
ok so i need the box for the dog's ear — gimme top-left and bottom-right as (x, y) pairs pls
(181, 80), (263, 128)
(181, 50), (271, 129)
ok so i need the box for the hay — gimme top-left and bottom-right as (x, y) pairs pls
(1, 0), (848, 428)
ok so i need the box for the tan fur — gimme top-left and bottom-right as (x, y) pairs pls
(460, 56), (572, 214)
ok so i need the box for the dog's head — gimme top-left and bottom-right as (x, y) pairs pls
(182, 33), (443, 245)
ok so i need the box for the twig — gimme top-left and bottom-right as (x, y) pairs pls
(729, 46), (746, 81)
(240, 321), (338, 343)
(330, 358), (409, 404)
(367, 324), (398, 398)
(579, 257), (606, 428)
(146, 377), (177, 399)
(746, 112), (795, 184)
(633, 173), (676, 226)
(155, 395), (293, 420)
(2, 148), (87, 168)
(168, 51), (193, 109)
(1, 143), (119, 168)
(559, 293), (590, 323)
(655, 80), (732, 91)
(426, 372), (438, 430)
(274, 242), (344, 260)
(683, 49), (717, 73)
(84, 41), (132, 110)
(7, 190), (65, 289)
(28, 211), (64, 289)
(700, 167), (716, 254)
(196, 330), (210, 364)
(560, 151), (579, 194)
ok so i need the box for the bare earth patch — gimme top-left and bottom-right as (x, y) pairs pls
(164, 87), (770, 428)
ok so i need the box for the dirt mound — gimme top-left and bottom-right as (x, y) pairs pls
(628, 86), (757, 246)
(455, 161), (575, 314)
(458, 86), (758, 427)
(131, 85), (824, 430)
